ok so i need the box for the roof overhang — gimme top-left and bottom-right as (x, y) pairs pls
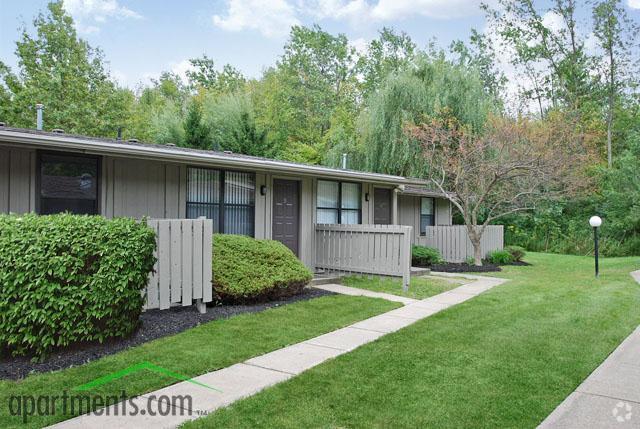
(399, 184), (448, 198)
(0, 128), (427, 186)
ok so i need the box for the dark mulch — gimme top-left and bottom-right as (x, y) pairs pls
(423, 260), (532, 273)
(0, 287), (333, 381)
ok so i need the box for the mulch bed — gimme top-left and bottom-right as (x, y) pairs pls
(0, 287), (333, 381)
(423, 260), (532, 273)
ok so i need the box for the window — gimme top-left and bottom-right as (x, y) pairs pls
(420, 197), (435, 235)
(186, 167), (255, 236)
(316, 180), (361, 224)
(39, 153), (100, 215)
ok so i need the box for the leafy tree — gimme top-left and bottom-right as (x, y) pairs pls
(450, 29), (506, 101)
(484, 0), (594, 115)
(408, 112), (592, 265)
(127, 72), (189, 143)
(592, 0), (639, 167)
(361, 55), (497, 176)
(357, 28), (416, 99)
(183, 100), (211, 149)
(0, 1), (131, 137)
(202, 92), (270, 156)
(187, 55), (246, 94)
(274, 25), (358, 159)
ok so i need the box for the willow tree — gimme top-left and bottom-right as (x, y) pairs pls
(361, 56), (497, 177)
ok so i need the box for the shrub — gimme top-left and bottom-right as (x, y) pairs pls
(505, 245), (526, 262)
(212, 234), (312, 303)
(0, 214), (156, 360)
(411, 245), (443, 266)
(487, 249), (515, 265)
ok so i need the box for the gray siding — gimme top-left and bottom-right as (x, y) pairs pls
(0, 142), (455, 271)
(103, 157), (185, 219)
(0, 146), (36, 214)
(397, 194), (453, 242)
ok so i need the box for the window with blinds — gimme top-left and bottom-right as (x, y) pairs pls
(420, 197), (435, 235)
(316, 180), (361, 225)
(187, 167), (255, 236)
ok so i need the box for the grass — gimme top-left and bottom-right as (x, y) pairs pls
(184, 253), (640, 428)
(342, 275), (463, 299)
(0, 294), (400, 428)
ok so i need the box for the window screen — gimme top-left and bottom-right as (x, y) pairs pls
(39, 153), (99, 215)
(420, 197), (435, 235)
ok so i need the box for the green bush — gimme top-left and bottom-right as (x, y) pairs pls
(0, 214), (156, 360)
(488, 249), (515, 265)
(505, 245), (526, 262)
(411, 245), (443, 266)
(212, 234), (312, 303)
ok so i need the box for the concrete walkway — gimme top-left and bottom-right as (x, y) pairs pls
(538, 270), (640, 429)
(50, 274), (506, 429)
(313, 283), (419, 305)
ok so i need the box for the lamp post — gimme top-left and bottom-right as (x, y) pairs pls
(589, 216), (602, 278)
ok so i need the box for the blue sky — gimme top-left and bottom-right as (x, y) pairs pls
(1, 0), (639, 90)
(1, 0), (490, 87)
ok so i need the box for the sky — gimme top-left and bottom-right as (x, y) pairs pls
(1, 0), (639, 90)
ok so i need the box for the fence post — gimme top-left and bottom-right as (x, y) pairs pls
(401, 226), (412, 292)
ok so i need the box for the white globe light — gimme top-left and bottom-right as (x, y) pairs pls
(589, 216), (602, 228)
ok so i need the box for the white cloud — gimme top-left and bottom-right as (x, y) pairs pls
(349, 37), (369, 55)
(63, 0), (142, 34)
(170, 59), (196, 82)
(212, 0), (487, 38)
(628, 0), (640, 9)
(212, 0), (300, 38)
(541, 11), (565, 34)
(370, 0), (483, 21)
(305, 0), (369, 23)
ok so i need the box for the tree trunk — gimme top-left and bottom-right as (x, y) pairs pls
(607, 44), (615, 168)
(471, 236), (483, 266)
(466, 224), (483, 266)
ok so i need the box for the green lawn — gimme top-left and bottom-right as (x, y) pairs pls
(0, 295), (399, 428)
(185, 253), (640, 428)
(342, 274), (464, 299)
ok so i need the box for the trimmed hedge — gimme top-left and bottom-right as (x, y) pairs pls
(411, 245), (443, 266)
(212, 234), (312, 303)
(505, 245), (526, 262)
(487, 249), (515, 265)
(0, 214), (156, 360)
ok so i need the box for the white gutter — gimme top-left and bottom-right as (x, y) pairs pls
(0, 130), (426, 186)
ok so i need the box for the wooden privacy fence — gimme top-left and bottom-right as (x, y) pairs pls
(145, 218), (213, 312)
(418, 225), (504, 263)
(315, 224), (413, 290)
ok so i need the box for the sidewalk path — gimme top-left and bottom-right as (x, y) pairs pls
(538, 270), (640, 429)
(312, 283), (419, 305)
(49, 274), (506, 429)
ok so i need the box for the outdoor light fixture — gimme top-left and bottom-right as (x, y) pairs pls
(260, 185), (267, 196)
(589, 215), (602, 278)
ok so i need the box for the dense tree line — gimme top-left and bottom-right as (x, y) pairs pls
(0, 1), (638, 256)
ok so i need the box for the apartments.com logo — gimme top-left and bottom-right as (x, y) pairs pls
(7, 361), (221, 423)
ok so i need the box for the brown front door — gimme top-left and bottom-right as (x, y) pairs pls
(272, 179), (300, 255)
(374, 188), (392, 225)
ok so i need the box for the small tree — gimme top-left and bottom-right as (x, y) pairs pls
(183, 101), (210, 149)
(408, 112), (591, 265)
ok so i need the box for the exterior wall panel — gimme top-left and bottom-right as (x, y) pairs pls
(106, 157), (181, 219)
(299, 176), (314, 269)
(0, 146), (36, 214)
(397, 195), (453, 242)
(436, 198), (452, 226)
